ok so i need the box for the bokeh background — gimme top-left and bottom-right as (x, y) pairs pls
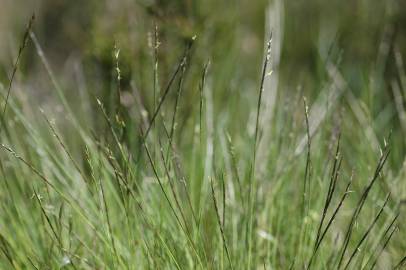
(1, 0), (406, 167)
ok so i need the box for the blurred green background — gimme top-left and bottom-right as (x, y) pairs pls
(1, 0), (406, 166)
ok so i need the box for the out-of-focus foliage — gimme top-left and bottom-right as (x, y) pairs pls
(3, 0), (405, 162)
(0, 0), (405, 163)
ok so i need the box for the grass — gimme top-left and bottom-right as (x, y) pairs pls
(0, 6), (405, 270)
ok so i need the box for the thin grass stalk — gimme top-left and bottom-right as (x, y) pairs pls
(247, 34), (272, 269)
(210, 178), (233, 270)
(343, 193), (391, 270)
(336, 148), (390, 269)
(3, 14), (35, 118)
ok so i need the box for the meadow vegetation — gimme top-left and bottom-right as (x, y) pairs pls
(0, 0), (405, 269)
